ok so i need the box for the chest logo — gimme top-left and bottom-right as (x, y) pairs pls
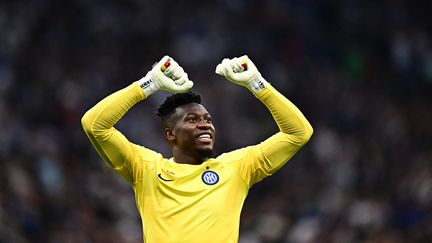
(158, 173), (174, 182)
(202, 171), (219, 185)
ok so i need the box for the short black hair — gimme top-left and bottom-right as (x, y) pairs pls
(157, 91), (201, 126)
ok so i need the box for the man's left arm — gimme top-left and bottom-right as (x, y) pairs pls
(216, 56), (313, 184)
(251, 83), (313, 176)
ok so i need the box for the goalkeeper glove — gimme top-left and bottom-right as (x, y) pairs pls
(215, 55), (267, 94)
(138, 56), (194, 96)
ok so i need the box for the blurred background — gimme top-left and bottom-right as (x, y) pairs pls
(1, 0), (431, 242)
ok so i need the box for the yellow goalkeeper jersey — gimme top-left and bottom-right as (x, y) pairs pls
(82, 82), (313, 243)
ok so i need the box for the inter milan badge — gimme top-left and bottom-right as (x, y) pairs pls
(202, 171), (219, 185)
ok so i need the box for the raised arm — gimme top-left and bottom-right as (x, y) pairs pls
(81, 56), (193, 183)
(256, 83), (313, 145)
(81, 82), (145, 180)
(216, 56), (313, 185)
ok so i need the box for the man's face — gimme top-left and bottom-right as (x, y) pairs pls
(169, 103), (216, 157)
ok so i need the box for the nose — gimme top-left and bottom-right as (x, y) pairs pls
(197, 119), (211, 129)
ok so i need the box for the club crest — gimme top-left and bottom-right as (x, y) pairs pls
(202, 171), (219, 185)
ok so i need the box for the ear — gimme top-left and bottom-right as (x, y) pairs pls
(164, 128), (176, 142)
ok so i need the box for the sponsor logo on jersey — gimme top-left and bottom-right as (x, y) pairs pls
(202, 171), (219, 185)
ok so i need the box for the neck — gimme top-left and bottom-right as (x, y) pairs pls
(172, 147), (208, 165)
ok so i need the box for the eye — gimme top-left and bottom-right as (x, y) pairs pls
(188, 117), (198, 122)
(206, 117), (212, 123)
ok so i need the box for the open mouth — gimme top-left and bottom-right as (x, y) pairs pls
(197, 133), (212, 143)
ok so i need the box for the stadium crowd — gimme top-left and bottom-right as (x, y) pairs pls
(0, 0), (431, 242)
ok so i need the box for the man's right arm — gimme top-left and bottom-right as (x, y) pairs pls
(81, 82), (148, 183)
(81, 56), (193, 184)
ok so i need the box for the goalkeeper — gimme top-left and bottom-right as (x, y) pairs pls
(81, 55), (313, 243)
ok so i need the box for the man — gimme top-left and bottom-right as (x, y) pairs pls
(81, 55), (313, 243)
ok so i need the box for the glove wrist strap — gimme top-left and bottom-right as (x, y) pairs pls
(138, 72), (160, 97)
(247, 76), (267, 95)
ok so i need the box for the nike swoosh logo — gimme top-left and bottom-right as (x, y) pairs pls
(158, 173), (174, 182)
